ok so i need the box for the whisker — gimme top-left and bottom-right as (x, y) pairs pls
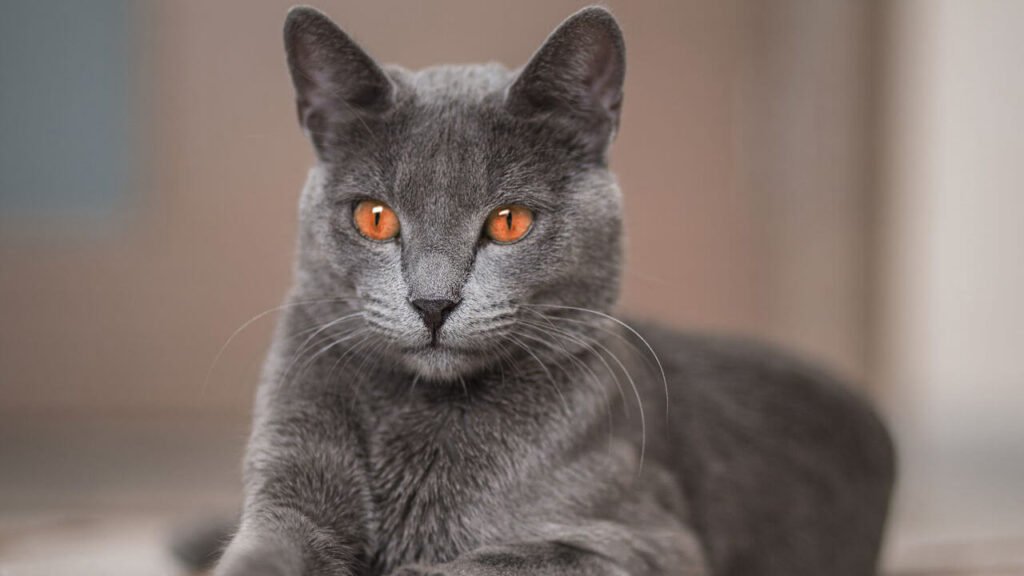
(489, 335), (522, 392)
(525, 303), (670, 421)
(362, 317), (410, 338)
(524, 309), (659, 380)
(465, 309), (517, 323)
(279, 312), (366, 386)
(201, 296), (360, 397)
(349, 326), (401, 383)
(511, 326), (617, 455)
(507, 332), (570, 417)
(461, 319), (518, 335)
(290, 324), (372, 386)
(408, 372), (422, 395)
(324, 330), (376, 385)
(518, 316), (647, 476)
(287, 327), (367, 388)
(518, 316), (631, 421)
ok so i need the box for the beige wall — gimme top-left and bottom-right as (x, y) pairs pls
(738, 0), (874, 383)
(0, 1), (870, 418)
(878, 0), (1024, 544)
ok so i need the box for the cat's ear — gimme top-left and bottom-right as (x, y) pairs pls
(284, 6), (393, 152)
(506, 7), (625, 151)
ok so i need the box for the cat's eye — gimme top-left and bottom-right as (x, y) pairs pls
(485, 205), (534, 244)
(353, 199), (400, 241)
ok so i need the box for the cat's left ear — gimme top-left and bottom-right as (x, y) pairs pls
(506, 7), (626, 153)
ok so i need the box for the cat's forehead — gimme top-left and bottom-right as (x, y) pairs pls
(390, 63), (516, 105)
(326, 63), (580, 213)
(381, 65), (542, 208)
(386, 109), (496, 215)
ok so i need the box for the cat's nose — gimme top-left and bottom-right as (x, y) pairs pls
(411, 298), (459, 336)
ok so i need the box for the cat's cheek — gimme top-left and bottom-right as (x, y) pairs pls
(352, 247), (403, 286)
(471, 250), (525, 294)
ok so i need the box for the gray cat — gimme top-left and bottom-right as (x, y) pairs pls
(210, 6), (895, 576)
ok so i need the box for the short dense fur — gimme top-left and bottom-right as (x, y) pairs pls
(213, 6), (894, 576)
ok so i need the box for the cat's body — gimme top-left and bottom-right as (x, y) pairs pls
(213, 7), (894, 576)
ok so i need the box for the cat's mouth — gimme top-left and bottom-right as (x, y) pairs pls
(399, 342), (490, 380)
(402, 342), (471, 355)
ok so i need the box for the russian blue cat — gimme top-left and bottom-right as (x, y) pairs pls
(211, 6), (894, 576)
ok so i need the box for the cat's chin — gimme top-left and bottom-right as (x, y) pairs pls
(401, 346), (493, 382)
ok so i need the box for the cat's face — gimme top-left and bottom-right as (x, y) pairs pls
(285, 7), (626, 380)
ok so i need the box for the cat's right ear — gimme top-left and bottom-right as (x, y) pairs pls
(284, 6), (393, 153)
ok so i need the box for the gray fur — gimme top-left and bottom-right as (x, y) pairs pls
(213, 6), (894, 576)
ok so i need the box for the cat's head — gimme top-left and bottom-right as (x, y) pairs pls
(284, 6), (626, 381)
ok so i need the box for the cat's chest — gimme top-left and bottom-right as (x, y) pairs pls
(363, 401), (516, 572)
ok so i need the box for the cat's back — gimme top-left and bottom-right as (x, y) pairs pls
(634, 323), (895, 576)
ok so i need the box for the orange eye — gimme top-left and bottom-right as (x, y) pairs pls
(485, 205), (534, 244)
(353, 199), (400, 241)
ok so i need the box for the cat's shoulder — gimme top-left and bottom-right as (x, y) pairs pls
(632, 320), (894, 472)
(633, 320), (861, 401)
(638, 323), (832, 382)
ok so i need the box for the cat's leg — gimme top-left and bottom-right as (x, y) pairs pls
(215, 405), (372, 576)
(391, 521), (708, 576)
(215, 506), (365, 576)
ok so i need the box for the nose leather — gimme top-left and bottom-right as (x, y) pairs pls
(411, 298), (458, 340)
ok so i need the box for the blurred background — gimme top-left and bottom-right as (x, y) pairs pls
(1, 0), (1022, 574)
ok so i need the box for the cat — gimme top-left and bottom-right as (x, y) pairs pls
(209, 6), (895, 576)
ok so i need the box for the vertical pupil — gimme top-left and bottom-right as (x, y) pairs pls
(372, 205), (383, 228)
(502, 209), (513, 230)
